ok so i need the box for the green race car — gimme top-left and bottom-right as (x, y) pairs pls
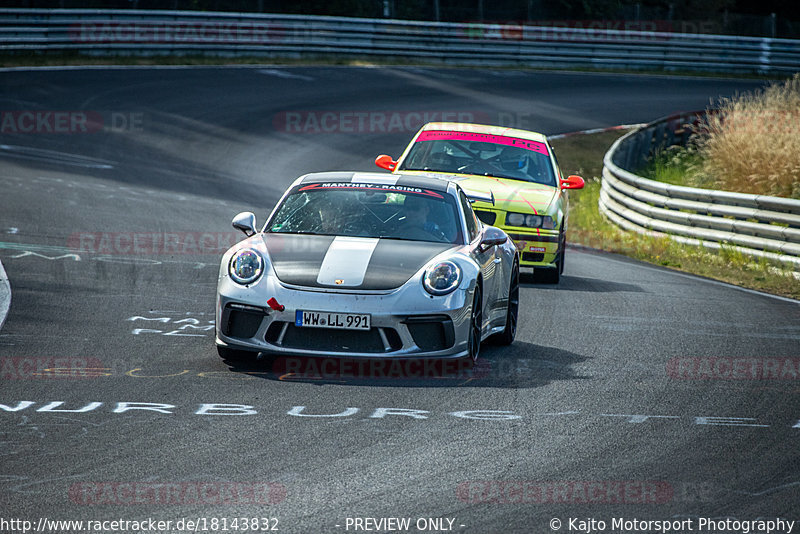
(376, 122), (584, 283)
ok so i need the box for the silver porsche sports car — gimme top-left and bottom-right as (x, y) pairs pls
(215, 171), (519, 362)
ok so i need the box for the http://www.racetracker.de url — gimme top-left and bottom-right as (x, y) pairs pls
(0, 516), (280, 533)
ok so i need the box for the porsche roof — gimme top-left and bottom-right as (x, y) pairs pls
(297, 171), (453, 193)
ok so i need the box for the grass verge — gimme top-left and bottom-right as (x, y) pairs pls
(550, 130), (800, 300)
(695, 74), (800, 199)
(636, 75), (800, 199)
(637, 146), (713, 189)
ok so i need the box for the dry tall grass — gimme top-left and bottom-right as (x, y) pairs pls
(695, 74), (800, 199)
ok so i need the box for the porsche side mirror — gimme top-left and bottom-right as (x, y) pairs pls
(479, 226), (507, 251)
(375, 154), (397, 171)
(232, 212), (257, 237)
(560, 175), (585, 190)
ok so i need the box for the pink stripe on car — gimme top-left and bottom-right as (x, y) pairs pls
(416, 130), (549, 155)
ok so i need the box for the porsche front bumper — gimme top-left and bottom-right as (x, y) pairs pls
(215, 274), (475, 360)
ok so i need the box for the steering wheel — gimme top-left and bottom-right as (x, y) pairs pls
(427, 152), (457, 171)
(396, 221), (448, 242)
(459, 158), (504, 176)
(423, 222), (449, 242)
(457, 162), (485, 173)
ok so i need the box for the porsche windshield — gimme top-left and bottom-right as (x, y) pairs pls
(399, 131), (556, 186)
(267, 183), (464, 244)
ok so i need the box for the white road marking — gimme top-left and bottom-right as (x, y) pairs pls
(1, 402), (797, 431)
(0, 241), (214, 269)
(37, 402), (103, 413)
(128, 316), (171, 323)
(287, 406), (359, 418)
(131, 329), (164, 335)
(600, 414), (681, 423)
(10, 251), (80, 261)
(258, 68), (314, 81)
(128, 313), (215, 337)
(547, 123), (644, 140)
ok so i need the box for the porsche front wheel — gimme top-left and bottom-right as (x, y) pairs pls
(467, 285), (482, 362)
(491, 259), (519, 346)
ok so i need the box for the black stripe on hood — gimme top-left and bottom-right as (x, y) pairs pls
(361, 239), (456, 290)
(264, 234), (455, 290)
(263, 234), (335, 288)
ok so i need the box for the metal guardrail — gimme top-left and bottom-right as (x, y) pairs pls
(600, 112), (800, 269)
(1, 9), (800, 74)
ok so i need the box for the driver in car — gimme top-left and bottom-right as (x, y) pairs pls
(497, 146), (550, 184)
(397, 195), (448, 241)
(316, 194), (366, 236)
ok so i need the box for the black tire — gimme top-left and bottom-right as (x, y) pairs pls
(491, 259), (519, 346)
(467, 285), (483, 363)
(533, 266), (559, 284)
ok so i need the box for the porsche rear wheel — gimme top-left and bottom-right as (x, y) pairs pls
(491, 259), (519, 346)
(467, 285), (482, 362)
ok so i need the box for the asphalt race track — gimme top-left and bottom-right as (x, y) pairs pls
(1, 66), (798, 534)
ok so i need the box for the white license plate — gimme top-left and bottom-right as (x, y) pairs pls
(295, 310), (371, 331)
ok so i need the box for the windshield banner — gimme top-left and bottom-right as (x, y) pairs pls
(416, 130), (549, 155)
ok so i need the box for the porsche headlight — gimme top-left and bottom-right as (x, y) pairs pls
(228, 249), (264, 285)
(423, 261), (462, 296)
(505, 212), (556, 229)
